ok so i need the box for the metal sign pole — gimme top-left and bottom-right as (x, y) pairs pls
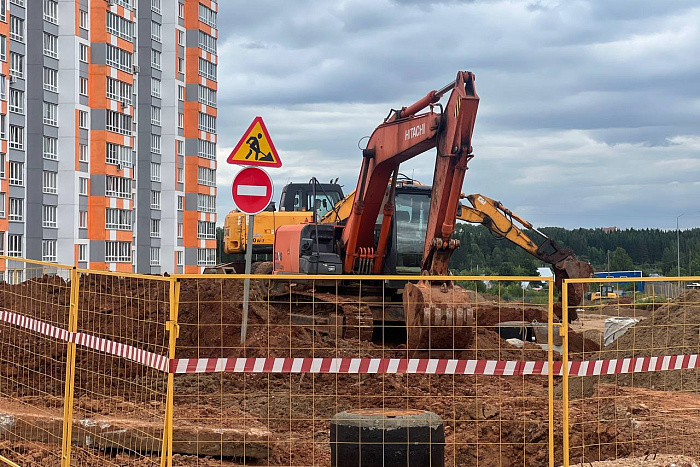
(240, 214), (255, 345)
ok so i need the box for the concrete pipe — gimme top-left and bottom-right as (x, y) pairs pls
(330, 409), (444, 466)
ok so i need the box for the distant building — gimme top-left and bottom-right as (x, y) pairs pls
(602, 227), (619, 233)
(0, 0), (219, 280)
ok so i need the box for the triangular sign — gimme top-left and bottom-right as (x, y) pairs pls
(227, 116), (282, 168)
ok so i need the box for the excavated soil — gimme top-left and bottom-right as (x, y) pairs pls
(0, 276), (697, 466)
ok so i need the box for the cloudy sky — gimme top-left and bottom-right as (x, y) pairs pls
(214, 0), (700, 230)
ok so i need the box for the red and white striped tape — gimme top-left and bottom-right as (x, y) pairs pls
(168, 355), (700, 376)
(2, 309), (699, 377)
(0, 309), (169, 373)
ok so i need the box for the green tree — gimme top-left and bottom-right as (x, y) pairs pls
(610, 247), (634, 271)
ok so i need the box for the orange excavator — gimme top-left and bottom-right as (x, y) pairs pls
(272, 71), (591, 354)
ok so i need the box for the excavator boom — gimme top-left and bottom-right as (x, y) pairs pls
(461, 193), (594, 320)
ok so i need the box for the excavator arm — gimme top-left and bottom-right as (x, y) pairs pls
(460, 193), (594, 320)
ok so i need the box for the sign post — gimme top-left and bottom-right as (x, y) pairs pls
(231, 167), (275, 344)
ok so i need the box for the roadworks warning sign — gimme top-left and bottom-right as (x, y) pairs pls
(227, 116), (282, 168)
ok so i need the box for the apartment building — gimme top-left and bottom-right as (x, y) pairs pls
(0, 0), (218, 279)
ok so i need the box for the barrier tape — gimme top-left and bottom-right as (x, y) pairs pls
(2, 309), (699, 377)
(0, 309), (169, 373)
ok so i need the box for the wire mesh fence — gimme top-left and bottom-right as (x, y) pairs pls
(562, 276), (700, 467)
(1, 259), (700, 466)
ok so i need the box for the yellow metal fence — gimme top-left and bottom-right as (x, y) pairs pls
(0, 257), (698, 466)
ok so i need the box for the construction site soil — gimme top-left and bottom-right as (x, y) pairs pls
(0, 275), (698, 465)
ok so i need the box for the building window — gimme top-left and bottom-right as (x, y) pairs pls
(43, 102), (58, 126)
(43, 32), (57, 58)
(151, 20), (161, 42)
(198, 221), (216, 239)
(42, 205), (57, 228)
(42, 171), (57, 194)
(176, 250), (183, 267)
(79, 211), (87, 228)
(106, 110), (132, 136)
(178, 113), (184, 129)
(79, 110), (89, 129)
(0, 78), (5, 104)
(105, 176), (132, 199)
(79, 10), (88, 30)
(178, 85), (185, 101)
(151, 0), (161, 14)
(43, 67), (58, 92)
(105, 241), (131, 263)
(151, 162), (161, 182)
(1, 115), (7, 140)
(177, 140), (184, 157)
(42, 240), (57, 262)
(0, 153), (5, 178)
(79, 177), (88, 195)
(177, 29), (184, 46)
(106, 142), (133, 167)
(79, 144), (89, 163)
(198, 58), (217, 81)
(150, 219), (160, 238)
(151, 105), (161, 126)
(177, 223), (183, 238)
(197, 194), (216, 213)
(43, 136), (57, 160)
(9, 125), (23, 150)
(10, 16), (23, 43)
(9, 89), (23, 114)
(0, 193), (4, 218)
(198, 166), (216, 186)
(79, 77), (88, 96)
(198, 113), (216, 133)
(177, 57), (184, 74)
(178, 2), (184, 19)
(151, 134), (161, 154)
(105, 44), (132, 73)
(150, 247), (160, 266)
(43, 0), (58, 24)
(9, 161), (22, 186)
(151, 49), (161, 70)
(198, 31), (217, 54)
(79, 44), (88, 63)
(177, 195), (184, 211)
(198, 85), (217, 107)
(0, 36), (6, 61)
(106, 77), (132, 104)
(10, 52), (23, 79)
(0, 0), (5, 22)
(151, 78), (161, 98)
(8, 234), (22, 257)
(151, 191), (161, 210)
(177, 167), (184, 183)
(199, 4), (217, 28)
(78, 244), (87, 262)
(198, 140), (216, 160)
(105, 208), (132, 230)
(106, 12), (133, 42)
(9, 197), (23, 221)
(197, 249), (216, 267)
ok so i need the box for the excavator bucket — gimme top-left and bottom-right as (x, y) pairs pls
(553, 258), (595, 322)
(403, 281), (474, 358)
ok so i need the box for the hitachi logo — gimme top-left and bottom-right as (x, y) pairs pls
(405, 123), (426, 141)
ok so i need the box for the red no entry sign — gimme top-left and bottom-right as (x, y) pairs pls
(232, 167), (274, 215)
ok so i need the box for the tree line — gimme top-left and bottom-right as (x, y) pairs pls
(451, 225), (700, 277)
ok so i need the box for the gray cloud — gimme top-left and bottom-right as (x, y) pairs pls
(215, 0), (700, 229)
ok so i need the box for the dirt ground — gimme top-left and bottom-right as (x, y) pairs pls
(1, 276), (699, 466)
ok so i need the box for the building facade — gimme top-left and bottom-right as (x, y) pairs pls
(0, 0), (218, 279)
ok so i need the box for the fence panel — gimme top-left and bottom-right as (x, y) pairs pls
(563, 276), (700, 467)
(172, 274), (558, 466)
(0, 259), (73, 466)
(65, 271), (173, 467)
